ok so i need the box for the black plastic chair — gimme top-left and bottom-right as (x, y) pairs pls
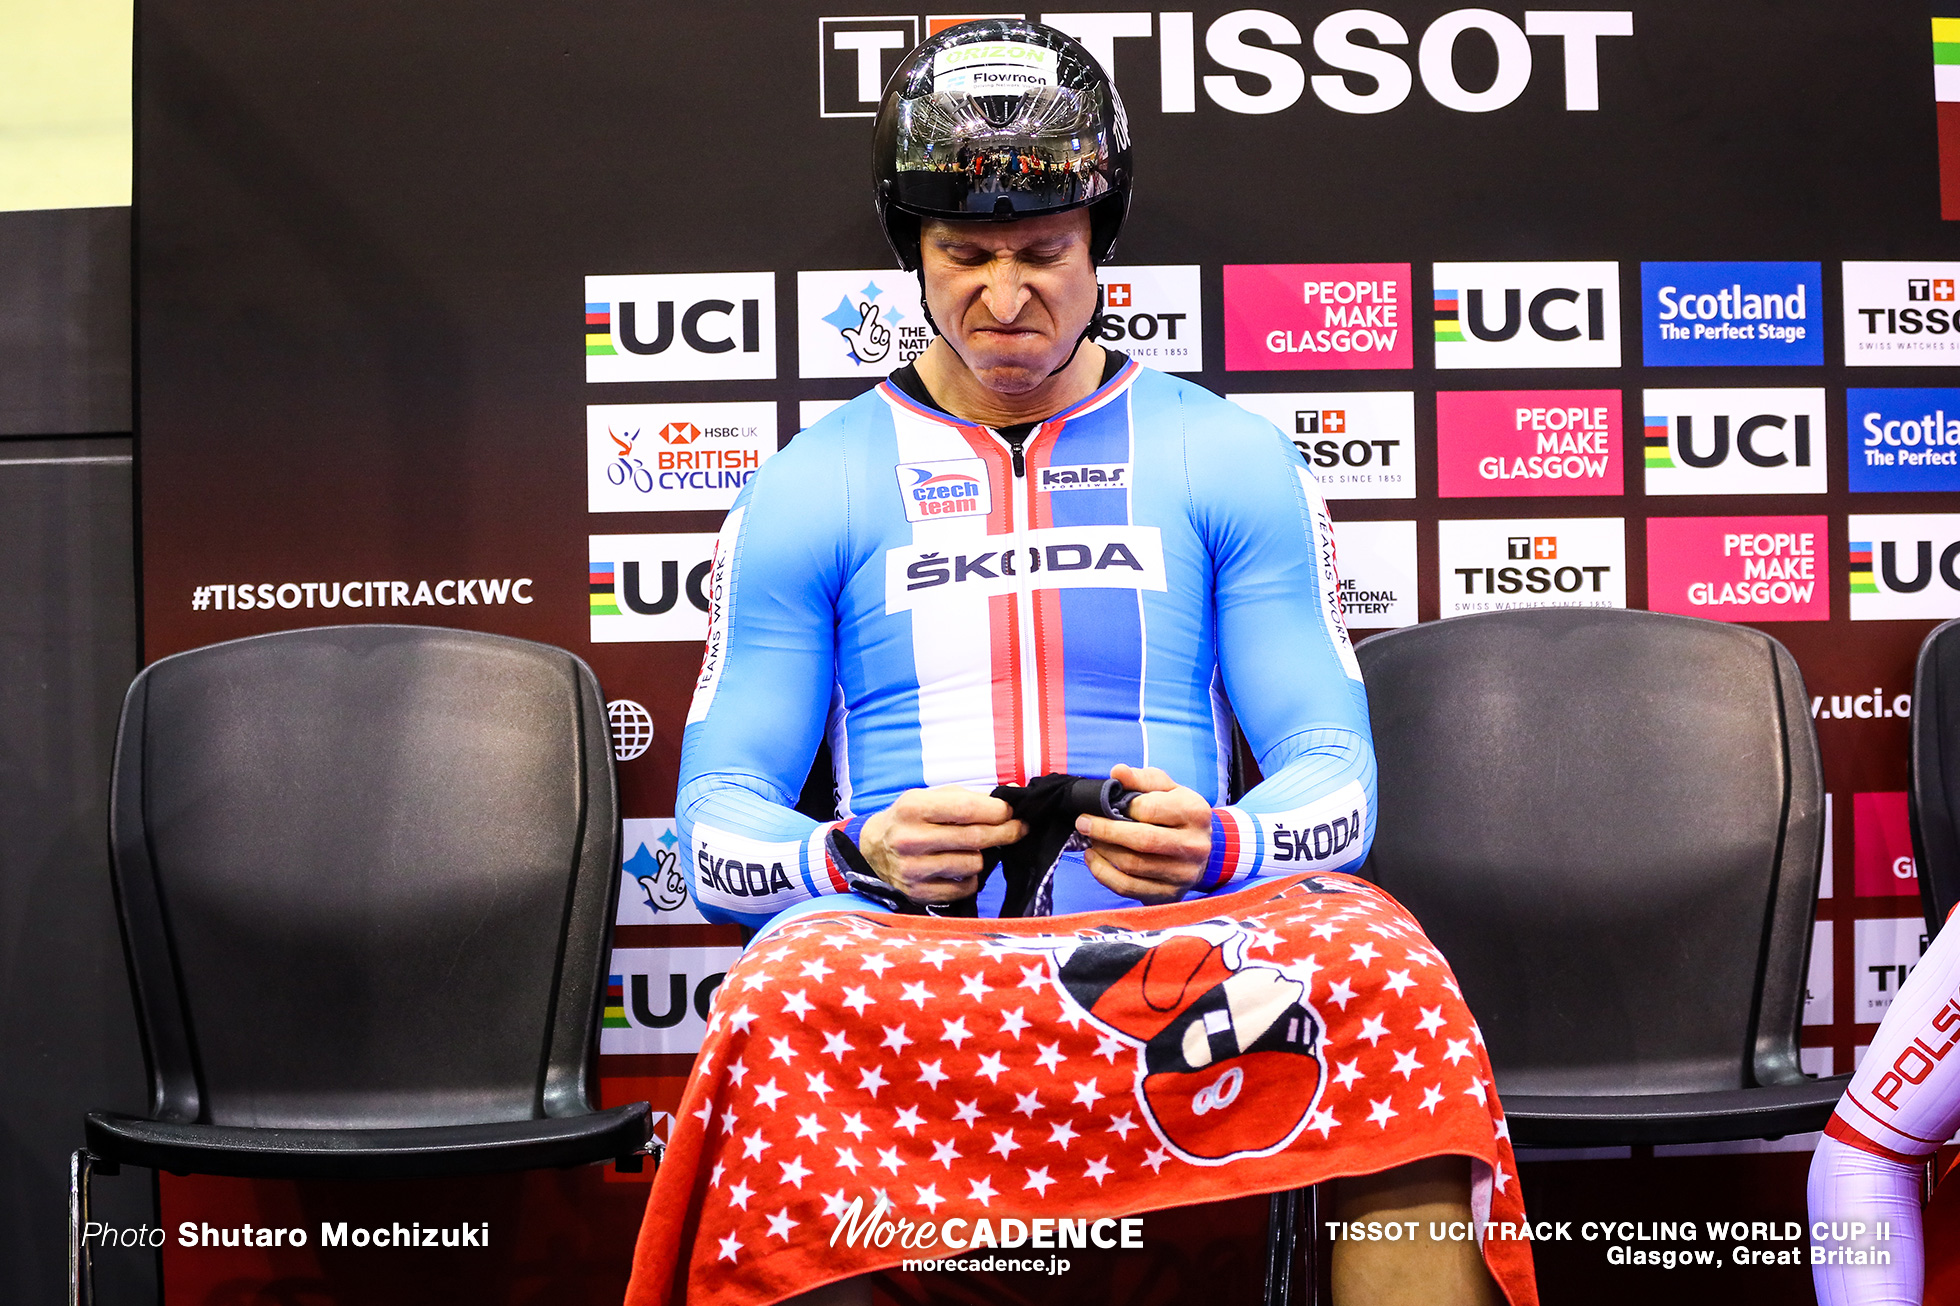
(1913, 617), (1960, 935)
(71, 625), (649, 1303)
(1354, 608), (1846, 1146)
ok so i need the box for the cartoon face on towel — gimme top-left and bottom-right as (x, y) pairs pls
(985, 915), (1330, 1165)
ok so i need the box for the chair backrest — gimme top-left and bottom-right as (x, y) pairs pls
(109, 625), (619, 1129)
(1913, 618), (1960, 934)
(1354, 608), (1823, 1098)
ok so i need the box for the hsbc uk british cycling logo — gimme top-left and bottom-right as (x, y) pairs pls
(990, 917), (1330, 1165)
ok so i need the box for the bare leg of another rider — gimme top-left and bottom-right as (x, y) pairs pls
(1331, 1156), (1504, 1306)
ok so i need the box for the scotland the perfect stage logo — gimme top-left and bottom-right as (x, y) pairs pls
(1640, 262), (1822, 367)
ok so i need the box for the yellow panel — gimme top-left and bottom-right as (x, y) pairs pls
(1936, 17), (1960, 44)
(0, 0), (133, 212)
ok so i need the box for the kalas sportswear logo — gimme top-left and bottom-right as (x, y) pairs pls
(1843, 263), (1960, 366)
(588, 402), (775, 514)
(1847, 514), (1960, 620)
(884, 526), (1168, 613)
(895, 457), (991, 524)
(585, 273), (776, 383)
(1641, 389), (1826, 497)
(798, 271), (932, 379)
(1640, 262), (1822, 366)
(1227, 391), (1416, 501)
(1848, 389), (1960, 493)
(1039, 463), (1129, 492)
(1432, 262), (1621, 369)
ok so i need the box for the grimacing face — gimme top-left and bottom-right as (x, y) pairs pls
(917, 209), (1100, 395)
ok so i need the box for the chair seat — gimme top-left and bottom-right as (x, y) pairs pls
(1504, 1075), (1851, 1147)
(85, 1101), (652, 1179)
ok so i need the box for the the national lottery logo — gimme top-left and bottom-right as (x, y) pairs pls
(797, 271), (932, 379)
(1847, 389), (1960, 493)
(1847, 513), (1960, 620)
(1641, 389), (1826, 497)
(1437, 517), (1626, 615)
(1640, 262), (1822, 367)
(895, 457), (991, 523)
(1093, 265), (1203, 373)
(589, 532), (718, 643)
(1842, 262), (1960, 365)
(588, 402), (776, 513)
(584, 272), (776, 383)
(1329, 519), (1418, 629)
(1432, 262), (1621, 369)
(1225, 391), (1417, 501)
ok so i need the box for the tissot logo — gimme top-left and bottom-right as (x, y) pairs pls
(585, 273), (776, 382)
(1843, 262), (1960, 366)
(1432, 262), (1621, 369)
(1226, 391), (1415, 500)
(589, 533), (718, 642)
(1641, 389), (1827, 497)
(819, 17), (921, 118)
(1094, 265), (1202, 372)
(818, 11), (1633, 118)
(1437, 517), (1626, 615)
(1847, 513), (1960, 620)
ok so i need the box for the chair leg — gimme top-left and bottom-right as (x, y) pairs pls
(68, 1148), (93, 1306)
(1265, 1185), (1319, 1306)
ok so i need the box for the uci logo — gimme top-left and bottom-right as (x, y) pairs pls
(586, 273), (776, 383)
(1648, 414), (1811, 470)
(1433, 262), (1621, 369)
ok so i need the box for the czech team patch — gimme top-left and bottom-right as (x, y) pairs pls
(896, 458), (991, 523)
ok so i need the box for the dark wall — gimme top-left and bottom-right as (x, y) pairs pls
(0, 205), (151, 1305)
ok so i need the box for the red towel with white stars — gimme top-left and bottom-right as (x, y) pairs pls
(624, 872), (1537, 1306)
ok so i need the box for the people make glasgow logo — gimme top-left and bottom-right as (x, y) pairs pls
(1641, 388), (1827, 497)
(1640, 262), (1822, 367)
(1432, 262), (1620, 368)
(1434, 390), (1621, 498)
(1645, 515), (1829, 623)
(1223, 264), (1411, 371)
(586, 272), (776, 382)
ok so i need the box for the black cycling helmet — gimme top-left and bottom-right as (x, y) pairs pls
(872, 19), (1133, 273)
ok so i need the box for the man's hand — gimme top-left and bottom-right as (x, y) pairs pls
(858, 785), (1026, 905)
(1076, 763), (1213, 904)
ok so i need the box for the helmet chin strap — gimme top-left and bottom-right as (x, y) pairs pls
(915, 267), (1105, 380)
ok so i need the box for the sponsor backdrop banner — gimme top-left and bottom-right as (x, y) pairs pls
(135, 2), (1955, 1301)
